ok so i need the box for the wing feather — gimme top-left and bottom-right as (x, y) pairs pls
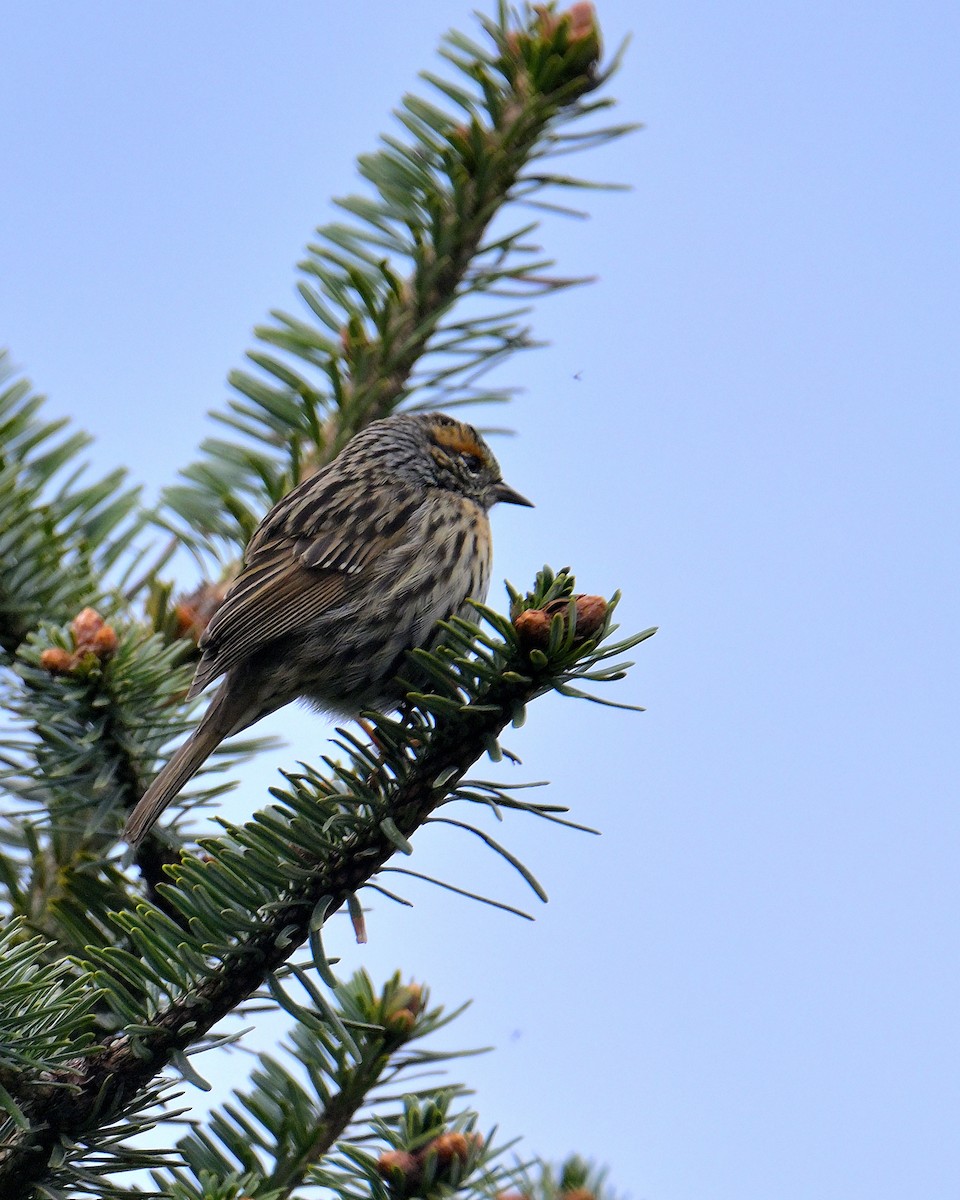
(189, 480), (425, 695)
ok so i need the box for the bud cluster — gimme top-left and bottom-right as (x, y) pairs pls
(39, 607), (119, 675)
(172, 579), (230, 642)
(382, 981), (425, 1037)
(377, 1130), (485, 1197)
(513, 594), (608, 652)
(501, 3), (601, 98)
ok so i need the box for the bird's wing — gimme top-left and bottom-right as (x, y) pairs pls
(189, 477), (425, 695)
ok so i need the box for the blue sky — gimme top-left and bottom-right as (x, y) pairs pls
(3, 2), (959, 1197)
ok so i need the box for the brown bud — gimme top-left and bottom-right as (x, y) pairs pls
(513, 607), (552, 650)
(174, 580), (230, 641)
(92, 625), (119, 660)
(385, 1008), (417, 1035)
(71, 607), (105, 649)
(429, 1131), (471, 1166)
(514, 594), (608, 653)
(573, 594), (607, 639)
(561, 1190), (596, 1200)
(535, 1), (601, 92)
(402, 982), (423, 1012)
(173, 603), (197, 638)
(40, 647), (75, 675)
(566, 2), (597, 40)
(377, 1150), (421, 1187)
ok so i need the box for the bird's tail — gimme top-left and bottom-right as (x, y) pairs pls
(123, 682), (244, 846)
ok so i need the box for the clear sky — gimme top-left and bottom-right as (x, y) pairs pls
(3, 2), (959, 1197)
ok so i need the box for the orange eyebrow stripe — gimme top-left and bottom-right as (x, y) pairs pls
(432, 424), (486, 458)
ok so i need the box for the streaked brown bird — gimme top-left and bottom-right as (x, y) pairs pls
(123, 411), (532, 845)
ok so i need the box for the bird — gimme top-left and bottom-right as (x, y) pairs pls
(122, 410), (532, 845)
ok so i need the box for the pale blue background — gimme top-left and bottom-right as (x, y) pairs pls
(3, 3), (959, 1197)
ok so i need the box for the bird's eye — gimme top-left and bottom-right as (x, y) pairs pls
(461, 453), (485, 475)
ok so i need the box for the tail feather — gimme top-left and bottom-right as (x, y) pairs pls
(123, 683), (242, 846)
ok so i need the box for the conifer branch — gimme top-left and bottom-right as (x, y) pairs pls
(163, 972), (476, 1199)
(0, 574), (653, 1197)
(162, 1), (633, 551)
(0, 353), (143, 658)
(0, 5), (646, 1195)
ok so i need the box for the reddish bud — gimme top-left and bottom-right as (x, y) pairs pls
(40, 647), (75, 675)
(402, 982), (423, 1012)
(562, 1190), (596, 1200)
(513, 607), (552, 650)
(566, 2), (597, 40)
(429, 1131), (472, 1166)
(514, 594), (608, 653)
(71, 607), (105, 649)
(573, 594), (607, 638)
(503, 30), (524, 61)
(377, 1150), (421, 1186)
(174, 580), (230, 641)
(92, 625), (119, 659)
(173, 603), (197, 637)
(385, 1008), (417, 1035)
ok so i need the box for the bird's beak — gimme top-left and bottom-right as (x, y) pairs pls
(493, 480), (534, 508)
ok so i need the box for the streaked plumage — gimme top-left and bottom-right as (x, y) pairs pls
(123, 411), (531, 845)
